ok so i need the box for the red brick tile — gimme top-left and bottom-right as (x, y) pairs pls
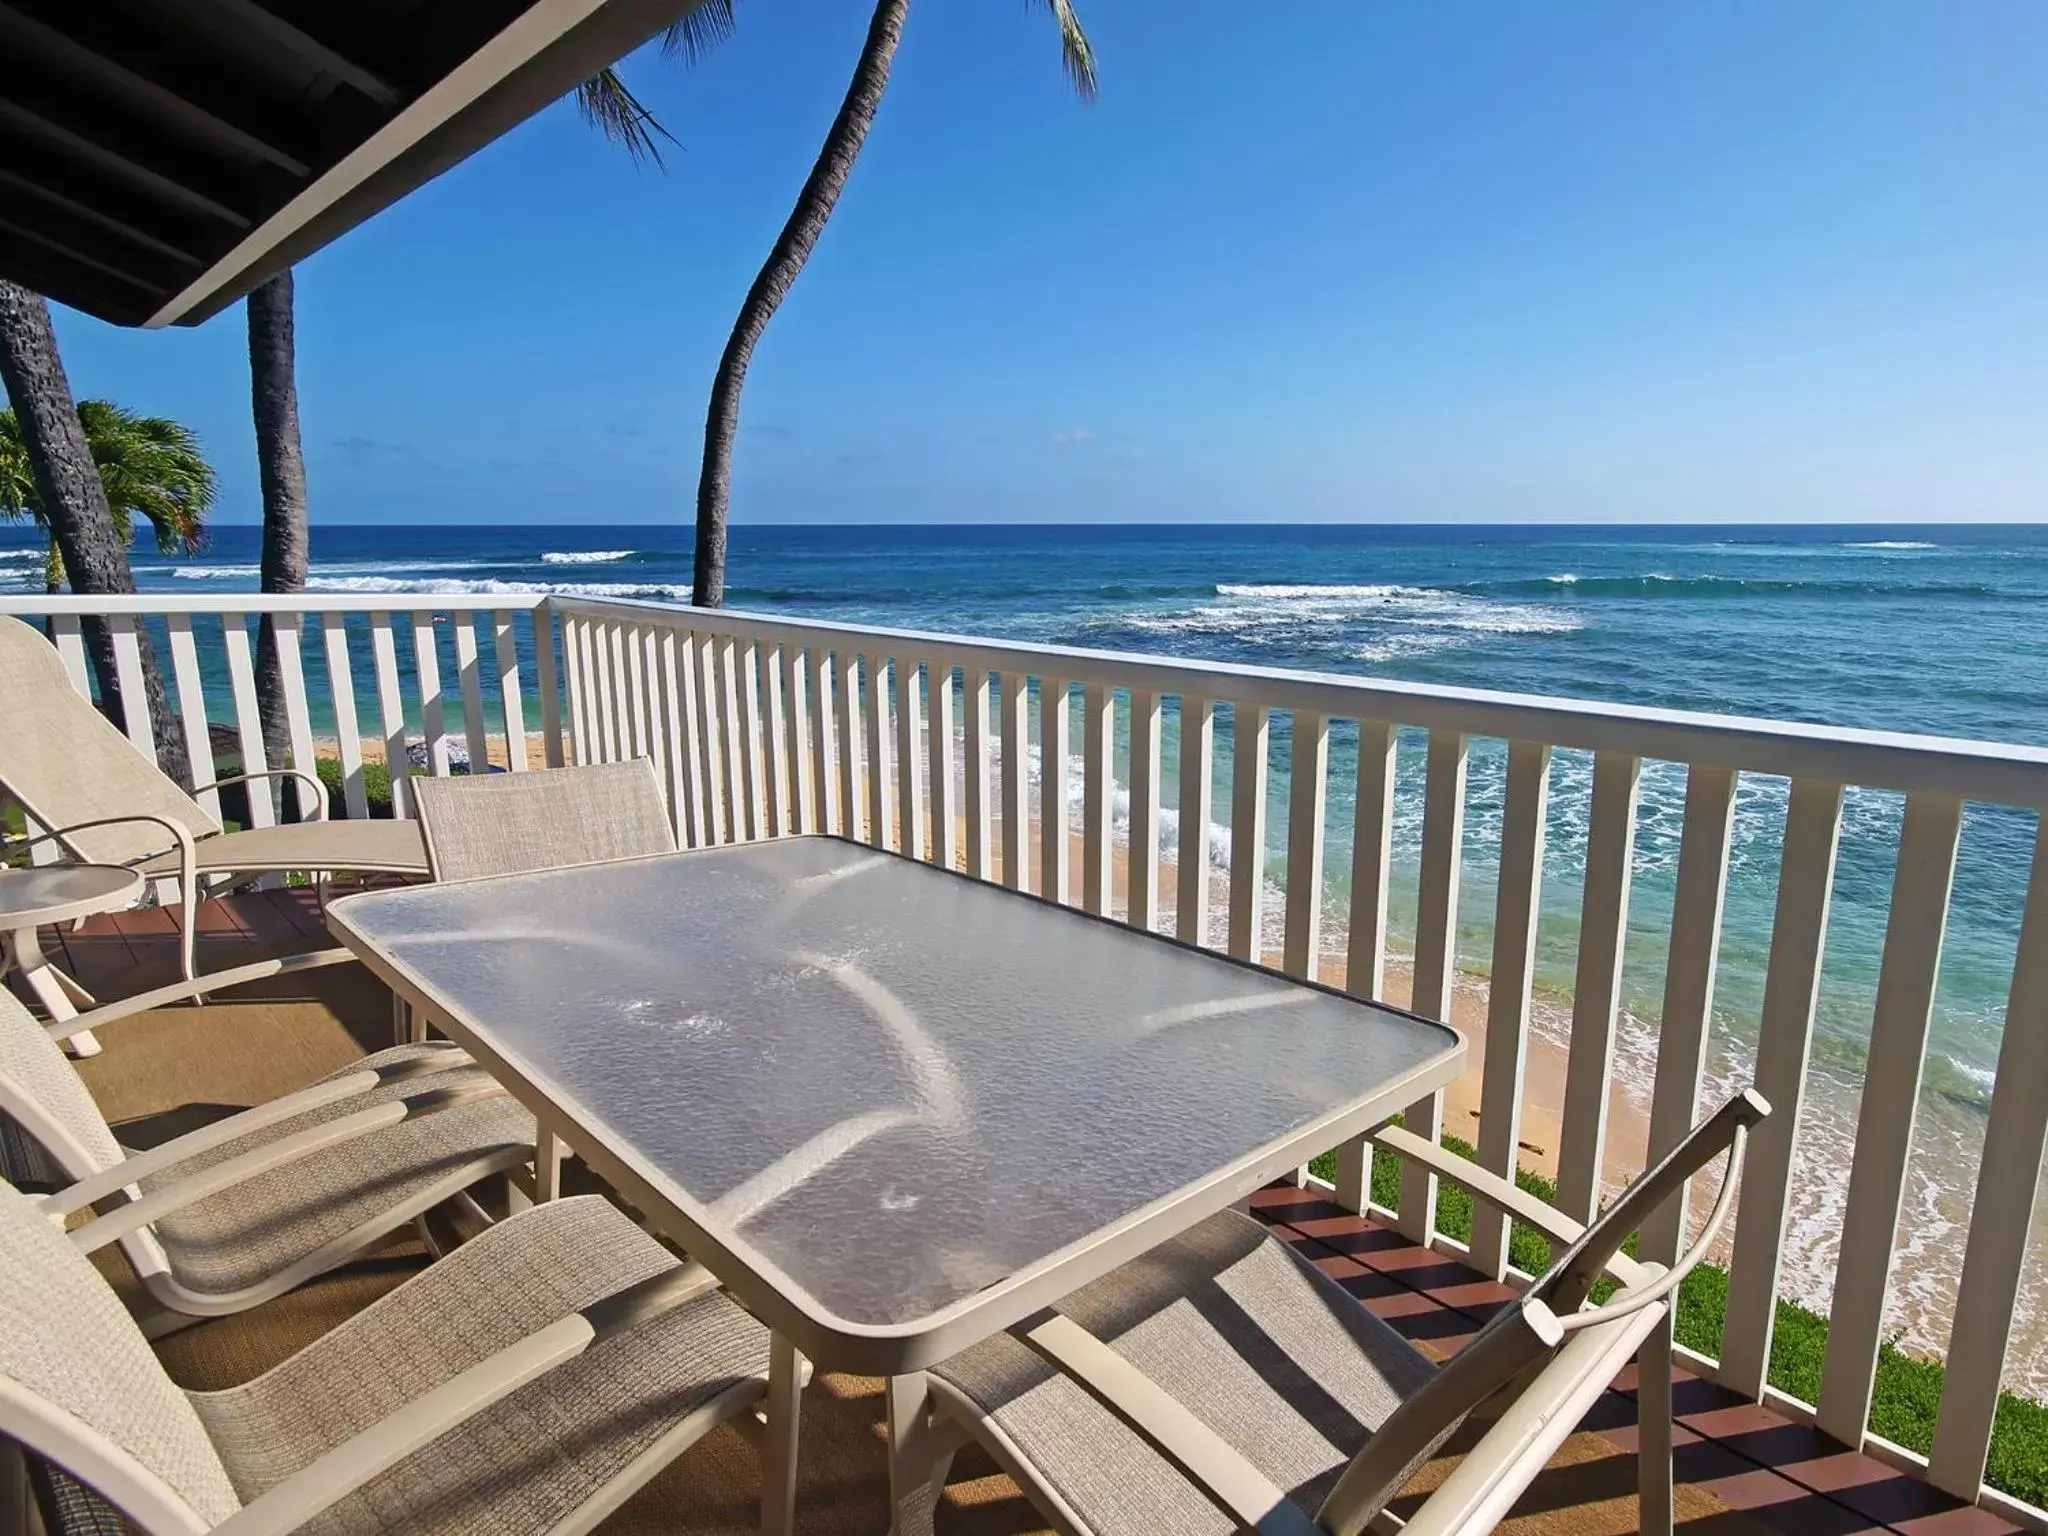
(262, 886), (327, 940)
(1692, 1467), (1892, 1535)
(1892, 1504), (2028, 1536)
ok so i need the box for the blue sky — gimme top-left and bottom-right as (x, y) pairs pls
(43, 2), (2048, 526)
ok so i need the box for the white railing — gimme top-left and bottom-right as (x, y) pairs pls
(6, 587), (2047, 1527)
(0, 594), (563, 830)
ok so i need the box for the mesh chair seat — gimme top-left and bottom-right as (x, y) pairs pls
(191, 1195), (770, 1535)
(0, 991), (533, 1312)
(134, 818), (427, 878)
(930, 1209), (1436, 1536)
(0, 1183), (771, 1534)
(141, 1044), (533, 1297)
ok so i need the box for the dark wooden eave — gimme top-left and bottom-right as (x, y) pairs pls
(0, 0), (700, 327)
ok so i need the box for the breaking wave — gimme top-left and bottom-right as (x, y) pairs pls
(541, 550), (635, 565)
(307, 574), (690, 600)
(1471, 572), (1995, 600)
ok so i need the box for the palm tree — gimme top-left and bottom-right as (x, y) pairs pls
(247, 270), (311, 816)
(0, 398), (213, 590)
(574, 0), (1095, 607)
(688, 0), (1095, 606)
(0, 280), (195, 785)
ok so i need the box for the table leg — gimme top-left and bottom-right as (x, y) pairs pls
(533, 1124), (563, 1202)
(886, 1371), (945, 1536)
(4, 925), (100, 1058)
(760, 1334), (803, 1536)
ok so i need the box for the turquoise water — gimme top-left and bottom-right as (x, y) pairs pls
(9, 521), (2046, 1365)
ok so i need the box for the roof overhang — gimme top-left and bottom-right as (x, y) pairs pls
(0, 0), (704, 328)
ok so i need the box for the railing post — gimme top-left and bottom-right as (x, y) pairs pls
(1226, 703), (1270, 962)
(1470, 739), (1550, 1281)
(1335, 718), (1397, 1214)
(1000, 671), (1030, 890)
(1638, 762), (1739, 1536)
(1817, 792), (1963, 1447)
(1721, 777), (1844, 1399)
(1041, 678), (1071, 903)
(1932, 814), (2048, 1497)
(1281, 709), (1329, 979)
(1127, 689), (1163, 930)
(1555, 750), (1642, 1226)
(1175, 694), (1215, 947)
(1399, 730), (1467, 1245)
(1082, 682), (1115, 916)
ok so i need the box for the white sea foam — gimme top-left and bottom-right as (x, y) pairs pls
(1846, 540), (1937, 551)
(541, 550), (635, 565)
(308, 574), (689, 600)
(169, 558), (510, 580)
(0, 549), (38, 564)
(1214, 582), (1418, 600)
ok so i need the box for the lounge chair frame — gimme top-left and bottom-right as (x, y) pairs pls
(908, 1091), (1767, 1536)
(0, 983), (532, 1329)
(0, 1191), (798, 1536)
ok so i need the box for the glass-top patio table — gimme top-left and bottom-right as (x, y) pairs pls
(327, 835), (1463, 1523)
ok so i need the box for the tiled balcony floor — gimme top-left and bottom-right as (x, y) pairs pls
(8, 890), (2021, 1536)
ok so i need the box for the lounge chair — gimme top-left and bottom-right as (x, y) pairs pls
(908, 1089), (1769, 1536)
(411, 756), (678, 881)
(0, 1180), (799, 1536)
(0, 613), (428, 984)
(0, 985), (533, 1332)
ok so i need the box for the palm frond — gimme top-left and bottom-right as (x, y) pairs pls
(1035, 0), (1098, 101)
(574, 67), (678, 168)
(659, 0), (735, 64)
(71, 400), (214, 554)
(0, 408), (37, 521)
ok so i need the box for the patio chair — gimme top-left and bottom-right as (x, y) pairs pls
(0, 613), (428, 984)
(411, 756), (677, 881)
(911, 1088), (1769, 1536)
(0, 984), (534, 1333)
(0, 1180), (795, 1536)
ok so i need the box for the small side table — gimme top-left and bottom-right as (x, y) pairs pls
(0, 865), (146, 1059)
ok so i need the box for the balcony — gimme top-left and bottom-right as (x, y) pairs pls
(6, 587), (2048, 1535)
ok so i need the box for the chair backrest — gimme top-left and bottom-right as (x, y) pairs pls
(1314, 1089), (1769, 1536)
(0, 1180), (242, 1531)
(412, 758), (678, 881)
(0, 615), (219, 866)
(0, 988), (124, 1181)
(0, 988), (176, 1285)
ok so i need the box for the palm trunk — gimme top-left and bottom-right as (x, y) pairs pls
(249, 271), (312, 820)
(0, 280), (191, 789)
(693, 0), (909, 607)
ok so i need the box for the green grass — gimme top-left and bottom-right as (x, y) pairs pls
(314, 757), (397, 819)
(1307, 1130), (2048, 1508)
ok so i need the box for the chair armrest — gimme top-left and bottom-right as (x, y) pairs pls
(1012, 1312), (1322, 1536)
(41, 948), (359, 1049)
(1392, 1297), (1668, 1536)
(1551, 1118), (1751, 1334)
(1542, 1089), (1768, 1316)
(207, 1262), (724, 1536)
(1366, 1125), (1654, 1290)
(41, 1048), (475, 1216)
(63, 1080), (508, 1254)
(12, 813), (197, 868)
(197, 768), (329, 822)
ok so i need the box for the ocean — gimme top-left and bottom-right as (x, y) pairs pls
(7, 519), (2047, 1383)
